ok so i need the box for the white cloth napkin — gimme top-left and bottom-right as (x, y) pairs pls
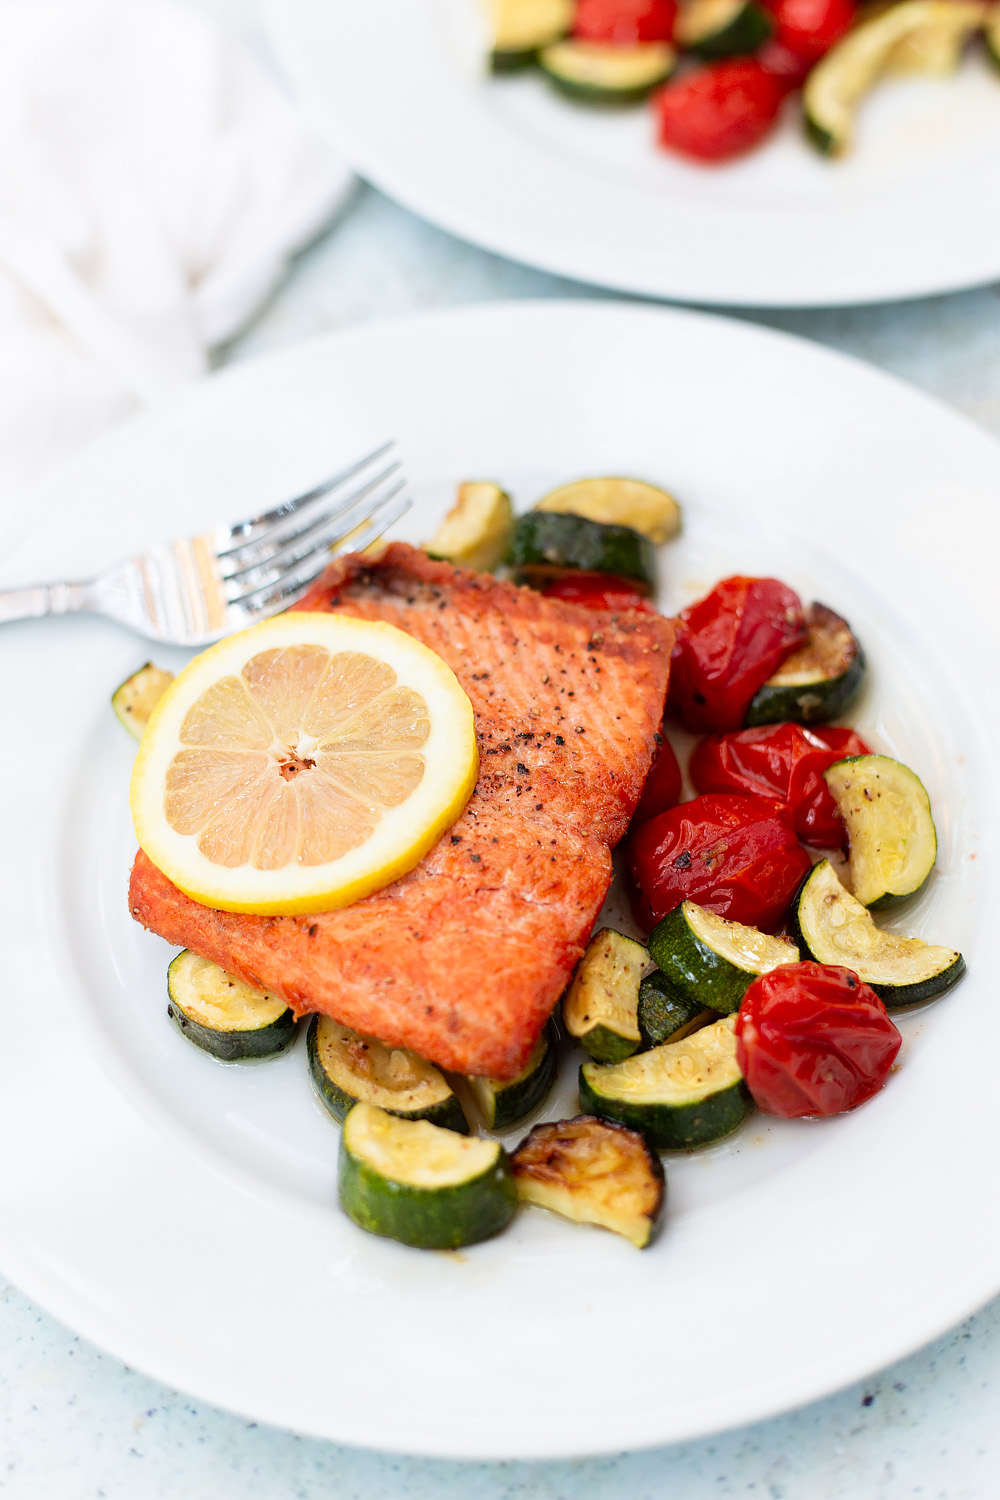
(0, 0), (352, 505)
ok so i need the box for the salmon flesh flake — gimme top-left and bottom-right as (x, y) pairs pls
(129, 544), (674, 1078)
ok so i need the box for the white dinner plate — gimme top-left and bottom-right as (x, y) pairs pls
(265, 0), (1000, 307)
(2, 302), (999, 1458)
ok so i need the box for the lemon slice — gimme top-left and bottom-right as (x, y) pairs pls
(129, 613), (478, 915)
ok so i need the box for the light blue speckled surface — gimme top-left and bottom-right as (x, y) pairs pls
(4, 1), (1000, 1491)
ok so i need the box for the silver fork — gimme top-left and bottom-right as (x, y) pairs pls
(0, 442), (411, 646)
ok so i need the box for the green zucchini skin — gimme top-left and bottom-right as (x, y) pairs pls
(507, 511), (656, 591)
(579, 1064), (751, 1149)
(678, 0), (773, 59)
(648, 902), (798, 1016)
(637, 970), (715, 1048)
(791, 859), (966, 1007)
(307, 1016), (468, 1133)
(824, 754), (938, 909)
(539, 40), (677, 104)
(338, 1108), (517, 1249)
(490, 46), (542, 70)
(745, 604), (866, 726)
(469, 1022), (558, 1130)
(166, 952), (298, 1062)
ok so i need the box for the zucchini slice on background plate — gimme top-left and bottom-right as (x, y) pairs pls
(792, 859), (965, 1006)
(745, 603), (865, 726)
(579, 1014), (752, 1149)
(539, 41), (677, 103)
(675, 0), (773, 58)
(649, 902), (798, 1015)
(511, 1115), (665, 1248)
(824, 753), (938, 907)
(488, 0), (573, 69)
(988, 6), (1000, 68)
(338, 1103), (517, 1249)
(803, 1), (986, 155)
(563, 928), (647, 1062)
(308, 1015), (468, 1132)
(467, 1022), (558, 1130)
(506, 510), (657, 591)
(425, 482), (513, 572)
(638, 969), (716, 1048)
(166, 951), (298, 1061)
(112, 662), (175, 740)
(535, 476), (681, 543)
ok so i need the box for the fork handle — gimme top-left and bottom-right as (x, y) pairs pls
(0, 580), (94, 625)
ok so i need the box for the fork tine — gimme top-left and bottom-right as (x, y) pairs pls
(215, 440), (396, 555)
(218, 461), (403, 580)
(230, 492), (412, 616)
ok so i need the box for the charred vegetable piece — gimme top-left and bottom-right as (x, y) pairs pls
(824, 754), (937, 908)
(540, 39), (677, 101)
(745, 603), (865, 726)
(307, 1015), (468, 1131)
(166, 951), (298, 1061)
(489, 0), (574, 68)
(511, 1114), (665, 1247)
(339, 1104), (517, 1248)
(649, 900), (799, 1015)
(112, 662), (175, 740)
(675, 0), (774, 58)
(637, 970), (716, 1048)
(467, 1022), (558, 1130)
(507, 511), (656, 591)
(563, 928), (646, 1062)
(426, 482), (513, 572)
(535, 476), (681, 542)
(580, 1014), (752, 1148)
(792, 859), (965, 1006)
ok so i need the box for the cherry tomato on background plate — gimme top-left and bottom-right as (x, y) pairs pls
(690, 723), (872, 846)
(762, 0), (855, 63)
(667, 575), (806, 732)
(632, 731), (683, 825)
(756, 38), (811, 88)
(540, 572), (655, 613)
(736, 962), (902, 1117)
(653, 60), (787, 163)
(628, 791), (812, 930)
(574, 0), (677, 43)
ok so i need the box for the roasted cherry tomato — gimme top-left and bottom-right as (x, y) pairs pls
(633, 732), (683, 825)
(574, 0), (677, 43)
(628, 791), (812, 930)
(653, 60), (786, 163)
(756, 38), (812, 88)
(690, 723), (871, 846)
(540, 572), (655, 613)
(763, 0), (855, 64)
(736, 962), (902, 1117)
(667, 576), (806, 732)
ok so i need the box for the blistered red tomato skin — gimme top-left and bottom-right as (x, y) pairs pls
(540, 572), (655, 613)
(574, 0), (677, 43)
(668, 576), (806, 732)
(690, 723), (871, 846)
(736, 963), (902, 1118)
(632, 732), (684, 825)
(628, 791), (812, 930)
(654, 61), (786, 163)
(764, 0), (855, 63)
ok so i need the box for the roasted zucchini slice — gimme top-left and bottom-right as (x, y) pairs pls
(338, 1103), (517, 1249)
(563, 928), (646, 1062)
(987, 6), (1000, 69)
(511, 1115), (665, 1248)
(745, 603), (865, 726)
(112, 662), (174, 740)
(506, 511), (656, 591)
(648, 901), (799, 1016)
(535, 476), (681, 543)
(804, 1), (986, 155)
(637, 970), (716, 1048)
(539, 40), (677, 102)
(792, 858), (965, 1006)
(824, 754), (938, 908)
(467, 1022), (558, 1130)
(675, 0), (773, 57)
(307, 1015), (468, 1131)
(426, 482), (513, 572)
(166, 951), (298, 1061)
(488, 0), (574, 69)
(579, 1014), (752, 1149)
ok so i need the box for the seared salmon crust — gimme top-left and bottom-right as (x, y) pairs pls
(129, 544), (674, 1078)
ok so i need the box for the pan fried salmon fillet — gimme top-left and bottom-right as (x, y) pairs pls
(129, 544), (674, 1078)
